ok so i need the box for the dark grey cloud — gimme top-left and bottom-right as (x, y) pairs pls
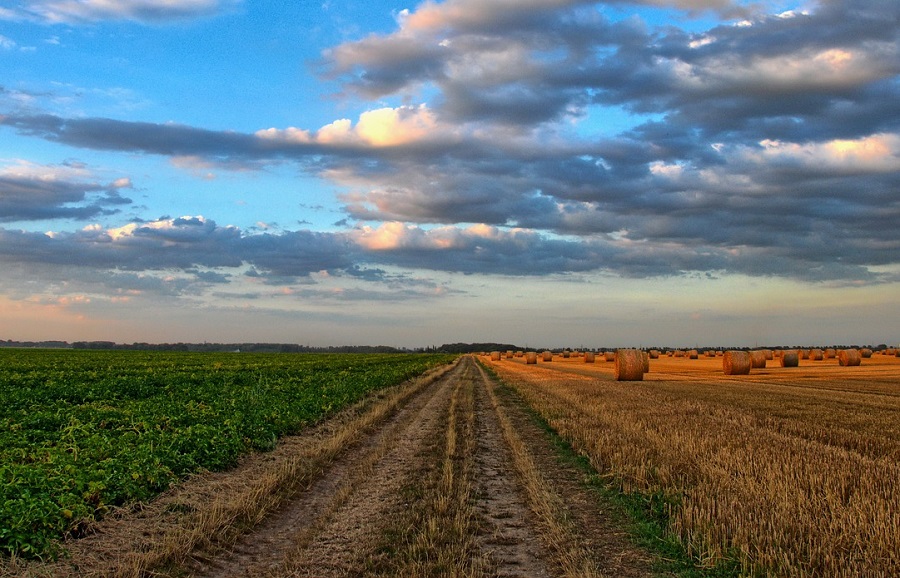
(0, 169), (131, 222)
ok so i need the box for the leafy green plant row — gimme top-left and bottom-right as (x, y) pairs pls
(0, 349), (455, 558)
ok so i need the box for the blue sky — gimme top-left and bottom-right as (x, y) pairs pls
(0, 0), (898, 348)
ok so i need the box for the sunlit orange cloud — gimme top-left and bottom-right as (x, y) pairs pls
(255, 105), (447, 148)
(756, 133), (900, 171)
(353, 221), (521, 251)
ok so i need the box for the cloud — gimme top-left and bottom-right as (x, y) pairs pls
(0, 160), (132, 222)
(1, 0), (241, 24)
(1, 0), (897, 290)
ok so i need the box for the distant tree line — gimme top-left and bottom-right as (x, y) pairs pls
(1, 339), (893, 353)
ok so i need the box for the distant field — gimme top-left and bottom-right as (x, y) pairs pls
(486, 351), (900, 577)
(0, 349), (455, 557)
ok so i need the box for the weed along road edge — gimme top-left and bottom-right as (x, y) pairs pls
(11, 355), (652, 578)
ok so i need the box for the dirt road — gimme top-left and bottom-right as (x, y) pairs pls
(12, 356), (651, 578)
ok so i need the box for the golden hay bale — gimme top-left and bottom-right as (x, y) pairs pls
(542, 350), (553, 362)
(666, 351), (674, 357)
(562, 351), (570, 358)
(615, 349), (644, 381)
(859, 348), (873, 358)
(584, 352), (595, 363)
(764, 349), (774, 360)
(688, 349), (699, 359)
(798, 349), (807, 360)
(723, 351), (752, 375)
(604, 352), (616, 362)
(525, 351), (537, 364)
(780, 350), (799, 367)
(774, 350), (783, 358)
(649, 350), (660, 359)
(749, 350), (767, 368)
(838, 349), (861, 366)
(809, 349), (824, 361)
(642, 351), (650, 373)
(515, 351), (523, 357)
(705, 350), (715, 357)
(490, 351), (501, 361)
(824, 348), (836, 359)
(506, 351), (514, 359)
(674, 350), (685, 358)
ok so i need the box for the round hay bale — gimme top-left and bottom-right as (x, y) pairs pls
(649, 350), (660, 359)
(749, 350), (767, 368)
(798, 349), (807, 360)
(674, 350), (685, 358)
(809, 349), (824, 361)
(688, 349), (698, 359)
(506, 351), (514, 359)
(723, 351), (752, 375)
(562, 351), (571, 358)
(838, 349), (861, 366)
(764, 349), (774, 360)
(542, 350), (552, 362)
(615, 349), (644, 381)
(780, 350), (799, 367)
(774, 350), (783, 358)
(705, 350), (716, 357)
(604, 351), (616, 362)
(824, 348), (836, 359)
(642, 351), (650, 373)
(584, 351), (595, 363)
(515, 351), (523, 358)
(490, 351), (501, 361)
(525, 351), (537, 364)
(859, 348), (873, 358)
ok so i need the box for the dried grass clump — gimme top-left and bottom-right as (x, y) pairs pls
(809, 349), (824, 361)
(490, 351), (501, 361)
(525, 352), (537, 364)
(749, 350), (767, 369)
(583, 352), (595, 363)
(542, 350), (553, 362)
(614, 349), (644, 381)
(838, 349), (861, 367)
(780, 350), (799, 367)
(723, 351), (752, 375)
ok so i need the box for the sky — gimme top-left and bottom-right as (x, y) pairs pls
(0, 0), (898, 349)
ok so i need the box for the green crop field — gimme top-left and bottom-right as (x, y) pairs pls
(0, 349), (455, 557)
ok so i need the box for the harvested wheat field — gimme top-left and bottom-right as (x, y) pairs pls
(484, 351), (900, 578)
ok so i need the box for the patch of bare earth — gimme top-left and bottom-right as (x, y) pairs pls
(6, 356), (654, 577)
